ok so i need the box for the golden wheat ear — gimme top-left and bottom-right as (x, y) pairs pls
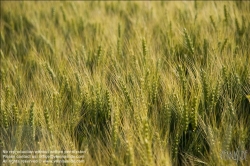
(246, 95), (250, 102)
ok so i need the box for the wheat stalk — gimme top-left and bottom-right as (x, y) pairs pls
(210, 15), (217, 31)
(143, 120), (153, 166)
(142, 38), (148, 57)
(183, 28), (194, 54)
(183, 103), (189, 133)
(224, 5), (229, 25)
(191, 96), (198, 131)
(112, 104), (119, 149)
(28, 102), (35, 141)
(44, 108), (51, 132)
(125, 140), (135, 166)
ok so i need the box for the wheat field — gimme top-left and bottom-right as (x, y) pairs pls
(0, 1), (250, 166)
